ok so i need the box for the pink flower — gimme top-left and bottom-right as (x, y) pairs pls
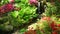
(9, 0), (14, 3)
(0, 3), (14, 14)
(50, 21), (57, 30)
(52, 31), (58, 34)
(6, 4), (14, 10)
(57, 24), (60, 27)
(29, 0), (38, 5)
(41, 17), (51, 22)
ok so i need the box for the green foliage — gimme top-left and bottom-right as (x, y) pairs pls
(0, 16), (13, 31)
(0, 0), (37, 31)
(19, 28), (27, 34)
(9, 5), (37, 27)
(55, 0), (60, 17)
(11, 11), (19, 18)
(8, 0), (38, 27)
(46, 0), (50, 2)
(45, 3), (57, 16)
(45, 1), (60, 17)
(0, 0), (9, 6)
(36, 29), (43, 34)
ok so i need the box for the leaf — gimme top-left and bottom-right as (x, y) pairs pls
(20, 28), (26, 32)
(11, 11), (19, 18)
